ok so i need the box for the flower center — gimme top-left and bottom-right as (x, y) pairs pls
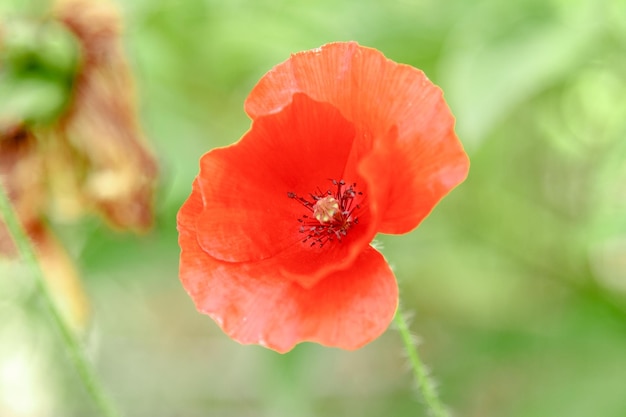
(313, 196), (339, 223)
(287, 179), (362, 248)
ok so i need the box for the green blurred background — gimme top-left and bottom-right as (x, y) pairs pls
(2, 0), (626, 416)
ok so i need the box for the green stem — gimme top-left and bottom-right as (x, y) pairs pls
(0, 185), (122, 417)
(394, 309), (449, 417)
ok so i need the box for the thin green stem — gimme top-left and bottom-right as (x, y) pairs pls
(394, 308), (450, 417)
(0, 185), (122, 417)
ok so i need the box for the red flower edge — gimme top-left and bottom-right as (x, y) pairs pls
(177, 42), (469, 353)
(245, 42), (469, 235)
(179, 178), (398, 352)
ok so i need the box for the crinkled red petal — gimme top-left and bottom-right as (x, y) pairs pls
(195, 93), (379, 287)
(245, 41), (469, 235)
(360, 124), (469, 234)
(177, 183), (398, 353)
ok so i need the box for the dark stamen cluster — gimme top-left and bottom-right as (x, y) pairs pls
(287, 179), (363, 248)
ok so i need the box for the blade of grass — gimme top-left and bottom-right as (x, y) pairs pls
(0, 185), (122, 417)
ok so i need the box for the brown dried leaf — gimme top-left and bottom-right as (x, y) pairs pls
(53, 0), (158, 232)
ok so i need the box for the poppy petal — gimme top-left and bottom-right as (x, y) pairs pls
(361, 124), (470, 234)
(179, 189), (398, 352)
(244, 41), (469, 234)
(195, 93), (355, 263)
(193, 93), (379, 287)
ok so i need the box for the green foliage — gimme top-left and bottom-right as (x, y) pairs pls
(0, 18), (79, 126)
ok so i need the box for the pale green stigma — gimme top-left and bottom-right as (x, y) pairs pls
(313, 196), (340, 223)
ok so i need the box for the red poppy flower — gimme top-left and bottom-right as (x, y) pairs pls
(177, 42), (469, 353)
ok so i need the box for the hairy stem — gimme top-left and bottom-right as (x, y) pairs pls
(0, 185), (122, 417)
(394, 308), (450, 417)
